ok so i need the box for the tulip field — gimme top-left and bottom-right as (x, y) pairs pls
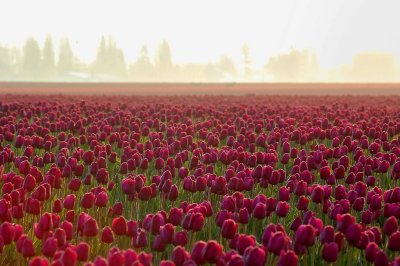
(1, 94), (400, 266)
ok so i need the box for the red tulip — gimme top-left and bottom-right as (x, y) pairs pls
(320, 225), (334, 244)
(202, 240), (223, 264)
(361, 210), (373, 224)
(160, 261), (175, 266)
(60, 221), (73, 241)
(322, 242), (338, 262)
(172, 246), (190, 266)
(93, 256), (108, 266)
(276, 201), (290, 217)
(101, 226), (114, 243)
(234, 234), (256, 255)
(278, 187), (290, 202)
(29, 257), (50, 266)
(53, 199), (62, 213)
(345, 223), (362, 246)
(83, 218), (99, 237)
(336, 213), (355, 233)
(388, 231), (400, 251)
(112, 216), (127, 236)
(277, 250), (298, 266)
(60, 247), (78, 266)
(366, 242), (380, 262)
(54, 228), (67, 247)
(160, 223), (175, 244)
(42, 237), (57, 257)
(221, 219), (238, 239)
(134, 230), (148, 248)
(76, 242), (90, 261)
(169, 207), (184, 226)
(23, 174), (36, 191)
(95, 191), (108, 207)
(153, 235), (167, 252)
(127, 220), (139, 237)
(311, 185), (324, 203)
(81, 192), (95, 209)
(38, 212), (53, 232)
(138, 252), (152, 266)
(297, 196), (309, 211)
(68, 178), (81, 191)
(243, 246), (266, 266)
(22, 238), (35, 258)
(374, 250), (389, 266)
(190, 213), (205, 232)
(267, 231), (290, 255)
(173, 231), (188, 246)
(383, 216), (398, 236)
(63, 194), (76, 210)
(191, 241), (207, 265)
(19, 160), (31, 175)
(252, 203), (267, 219)
(139, 186), (152, 201)
(295, 225), (315, 246)
(0, 222), (15, 244)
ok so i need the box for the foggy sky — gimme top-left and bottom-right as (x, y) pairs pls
(1, 0), (400, 82)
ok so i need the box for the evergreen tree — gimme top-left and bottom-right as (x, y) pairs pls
(42, 35), (55, 80)
(155, 40), (174, 81)
(0, 45), (14, 80)
(130, 45), (154, 81)
(21, 37), (42, 80)
(57, 38), (75, 76)
(241, 44), (252, 80)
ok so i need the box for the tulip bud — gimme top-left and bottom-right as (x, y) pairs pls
(252, 203), (267, 219)
(320, 226), (334, 244)
(345, 223), (362, 246)
(173, 230), (188, 246)
(221, 219), (238, 239)
(277, 250), (298, 266)
(81, 192), (95, 209)
(0, 222), (15, 245)
(374, 250), (389, 266)
(321, 242), (338, 262)
(366, 242), (379, 262)
(243, 246), (266, 266)
(76, 242), (90, 261)
(63, 194), (76, 210)
(388, 231), (400, 251)
(169, 208), (184, 226)
(267, 231), (290, 255)
(295, 225), (315, 246)
(112, 216), (127, 236)
(22, 238), (35, 258)
(383, 216), (398, 236)
(160, 223), (175, 244)
(153, 235), (167, 252)
(83, 218), (98, 237)
(101, 226), (114, 243)
(276, 201), (290, 217)
(172, 246), (190, 266)
(42, 237), (57, 257)
(191, 241), (206, 265)
(203, 240), (223, 264)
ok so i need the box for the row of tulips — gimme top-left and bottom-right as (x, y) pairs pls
(0, 94), (399, 265)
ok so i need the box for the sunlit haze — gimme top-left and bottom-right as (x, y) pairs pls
(1, 0), (400, 82)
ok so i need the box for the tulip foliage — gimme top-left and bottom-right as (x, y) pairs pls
(0, 94), (399, 265)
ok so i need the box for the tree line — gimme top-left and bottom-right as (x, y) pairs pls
(0, 35), (399, 82)
(0, 36), (248, 82)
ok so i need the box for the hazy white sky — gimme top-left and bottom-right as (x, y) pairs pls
(1, 0), (399, 68)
